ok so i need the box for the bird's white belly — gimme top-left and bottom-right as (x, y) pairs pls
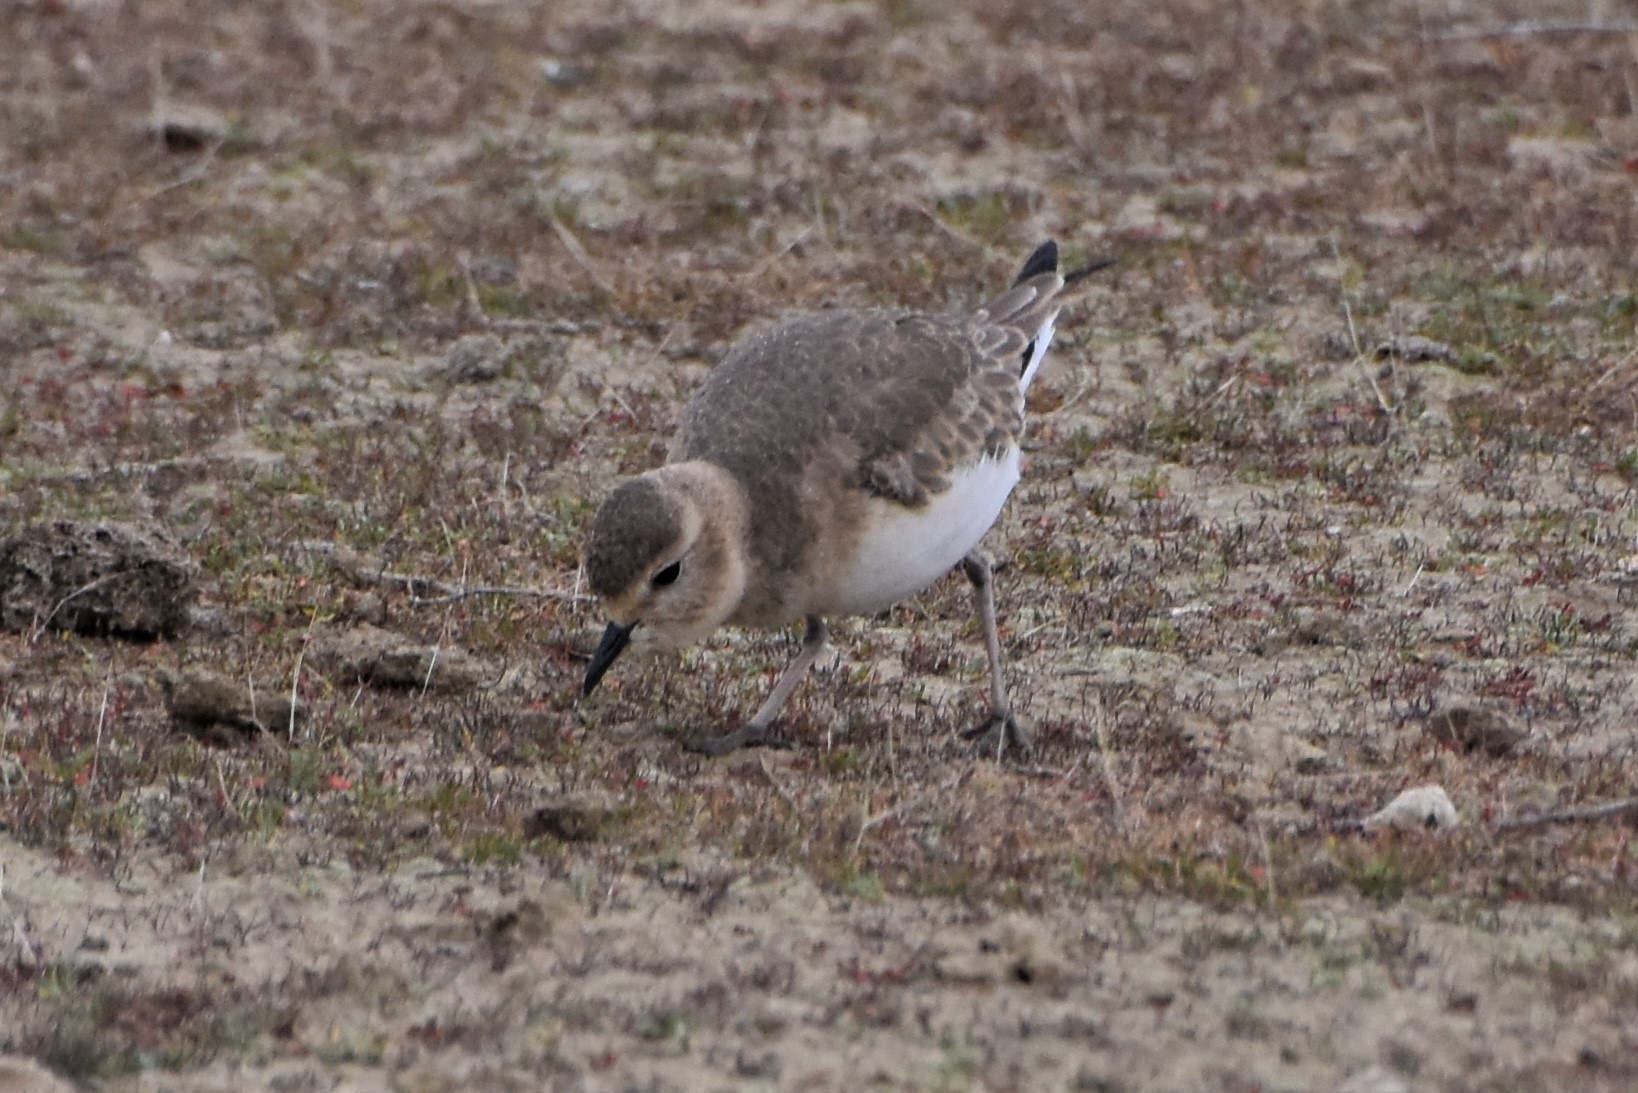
(827, 447), (1021, 616)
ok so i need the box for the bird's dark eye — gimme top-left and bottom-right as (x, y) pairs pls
(651, 561), (682, 588)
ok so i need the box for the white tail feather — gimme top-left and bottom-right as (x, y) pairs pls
(1019, 311), (1058, 393)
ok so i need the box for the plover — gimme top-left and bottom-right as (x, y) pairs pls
(581, 241), (1109, 755)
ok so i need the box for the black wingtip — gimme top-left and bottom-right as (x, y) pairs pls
(1015, 242), (1116, 288)
(1013, 240), (1059, 285)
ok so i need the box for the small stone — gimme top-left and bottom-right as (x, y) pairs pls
(1507, 136), (1595, 181)
(1359, 207), (1431, 237)
(432, 330), (562, 386)
(442, 334), (505, 383)
(931, 915), (1069, 991)
(1375, 335), (1453, 363)
(525, 793), (619, 842)
(144, 104), (232, 151)
(1445, 990), (1478, 1013)
(342, 590), (388, 626)
(995, 916), (1069, 990)
(734, 1051), (781, 1080)
(1338, 1064), (1411, 1093)
(1110, 194), (1186, 241)
(478, 900), (554, 972)
(930, 933), (997, 986)
(538, 57), (587, 88)
(1290, 738), (1332, 774)
(1316, 57), (1394, 94)
(1291, 608), (1367, 649)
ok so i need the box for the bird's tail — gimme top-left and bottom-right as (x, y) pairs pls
(977, 241), (1114, 392)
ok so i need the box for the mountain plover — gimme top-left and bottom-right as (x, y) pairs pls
(582, 241), (1109, 755)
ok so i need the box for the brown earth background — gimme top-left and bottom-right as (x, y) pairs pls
(2, 0), (1637, 1090)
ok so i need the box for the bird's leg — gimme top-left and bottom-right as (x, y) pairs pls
(687, 615), (828, 756)
(958, 551), (1031, 756)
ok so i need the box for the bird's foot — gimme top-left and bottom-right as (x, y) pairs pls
(684, 723), (792, 757)
(961, 708), (1032, 758)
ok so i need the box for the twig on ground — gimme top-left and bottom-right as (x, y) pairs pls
(29, 573), (120, 644)
(1038, 372), (1104, 423)
(1092, 704), (1129, 834)
(758, 756), (803, 822)
(905, 201), (988, 253)
(549, 213), (619, 298)
(1422, 20), (1638, 43)
(1492, 797), (1638, 831)
(1008, 764), (1066, 779)
(1253, 820), (1277, 904)
(854, 792), (929, 857)
(214, 757), (241, 822)
(1, 862), (43, 968)
(1585, 349), (1636, 394)
(1401, 564), (1425, 597)
(289, 540), (590, 604)
(745, 228), (815, 282)
(1329, 238), (1395, 416)
(91, 669), (111, 786)
(458, 252), (488, 322)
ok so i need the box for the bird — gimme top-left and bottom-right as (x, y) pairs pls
(580, 240), (1110, 755)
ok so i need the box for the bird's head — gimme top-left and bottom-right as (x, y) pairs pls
(580, 462), (748, 695)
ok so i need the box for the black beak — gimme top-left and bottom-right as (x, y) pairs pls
(582, 621), (634, 696)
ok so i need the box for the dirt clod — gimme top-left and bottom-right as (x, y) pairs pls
(1426, 704), (1526, 757)
(306, 623), (488, 692)
(158, 667), (302, 741)
(0, 520), (196, 640)
(524, 793), (619, 842)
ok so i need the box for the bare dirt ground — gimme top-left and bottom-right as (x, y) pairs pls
(2, 1), (1636, 1089)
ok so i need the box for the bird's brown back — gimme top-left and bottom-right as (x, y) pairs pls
(671, 254), (1074, 602)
